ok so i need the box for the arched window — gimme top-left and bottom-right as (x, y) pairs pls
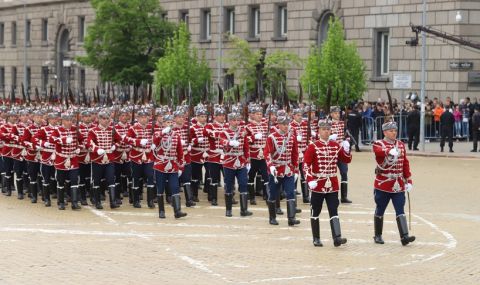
(317, 11), (334, 46)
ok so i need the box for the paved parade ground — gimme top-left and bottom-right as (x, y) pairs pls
(0, 153), (479, 285)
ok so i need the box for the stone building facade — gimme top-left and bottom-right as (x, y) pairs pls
(0, 0), (479, 103)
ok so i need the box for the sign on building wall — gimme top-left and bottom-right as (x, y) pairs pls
(392, 73), (412, 89)
(449, 62), (473, 70)
(468, 72), (480, 86)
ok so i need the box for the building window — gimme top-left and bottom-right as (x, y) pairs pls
(11, 66), (17, 88)
(41, 66), (49, 93)
(0, 23), (4, 46)
(275, 4), (288, 38)
(374, 29), (390, 77)
(225, 8), (235, 35)
(41, 19), (48, 42)
(201, 9), (211, 41)
(161, 12), (168, 21)
(180, 11), (189, 29)
(26, 66), (31, 91)
(11, 21), (16, 46)
(248, 6), (260, 38)
(79, 68), (86, 94)
(78, 16), (85, 42)
(25, 19), (31, 45)
(0, 67), (4, 91)
(224, 70), (234, 90)
(317, 12), (333, 46)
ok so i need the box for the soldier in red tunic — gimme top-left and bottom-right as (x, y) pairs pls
(152, 114), (187, 219)
(125, 108), (155, 209)
(172, 108), (196, 207)
(219, 112), (252, 217)
(372, 121), (415, 246)
(20, 109), (44, 203)
(14, 109), (30, 198)
(290, 107), (311, 204)
(77, 109), (94, 205)
(49, 113), (83, 210)
(87, 110), (123, 209)
(329, 106), (352, 203)
(203, 105), (226, 206)
(264, 114), (300, 226)
(33, 111), (61, 207)
(304, 119), (352, 247)
(0, 110), (22, 197)
(246, 104), (269, 205)
(189, 106), (209, 202)
(112, 108), (132, 205)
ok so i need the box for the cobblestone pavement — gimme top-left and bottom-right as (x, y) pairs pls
(0, 153), (479, 285)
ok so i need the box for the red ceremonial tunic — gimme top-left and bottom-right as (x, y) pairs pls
(87, 125), (123, 165)
(303, 139), (352, 193)
(203, 121), (226, 164)
(33, 125), (57, 166)
(12, 122), (27, 160)
(219, 125), (250, 170)
(78, 123), (94, 164)
(111, 122), (131, 164)
(21, 123), (42, 162)
(49, 126), (83, 170)
(189, 122), (209, 164)
(152, 131), (184, 173)
(172, 123), (191, 164)
(0, 122), (22, 159)
(264, 128), (299, 177)
(372, 139), (412, 193)
(330, 120), (345, 143)
(246, 120), (268, 160)
(125, 123), (154, 164)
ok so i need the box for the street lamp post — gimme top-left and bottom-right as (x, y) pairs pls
(419, 0), (427, 151)
(217, 0), (223, 90)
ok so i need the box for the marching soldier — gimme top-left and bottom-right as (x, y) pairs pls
(203, 105), (226, 206)
(78, 109), (94, 205)
(246, 104), (269, 205)
(14, 109), (30, 198)
(49, 113), (83, 210)
(112, 108), (132, 205)
(290, 108), (310, 204)
(329, 106), (352, 203)
(372, 121), (415, 246)
(172, 108), (196, 207)
(125, 108), (155, 209)
(87, 110), (123, 209)
(219, 112), (252, 217)
(304, 119), (352, 247)
(0, 110), (22, 198)
(264, 113), (300, 226)
(33, 111), (61, 207)
(21, 110), (45, 203)
(189, 105), (209, 202)
(152, 114), (187, 219)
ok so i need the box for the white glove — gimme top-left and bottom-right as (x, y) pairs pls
(388, 148), (399, 157)
(44, 142), (51, 148)
(198, 137), (205, 143)
(405, 183), (413, 193)
(311, 131), (317, 137)
(246, 163), (251, 172)
(150, 143), (156, 150)
(110, 145), (116, 152)
(328, 134), (338, 141)
(74, 148), (81, 154)
(341, 140), (350, 152)
(140, 138), (148, 146)
(187, 145), (191, 152)
(181, 139), (186, 146)
(161, 127), (171, 134)
(178, 171), (183, 177)
(296, 135), (303, 142)
(254, 133), (263, 140)
(66, 137), (73, 144)
(97, 148), (106, 156)
(308, 181), (318, 190)
(229, 140), (240, 147)
(269, 166), (277, 177)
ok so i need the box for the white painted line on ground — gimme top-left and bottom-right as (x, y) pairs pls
(86, 206), (119, 225)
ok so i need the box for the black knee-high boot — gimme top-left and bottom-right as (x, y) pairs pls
(374, 215), (385, 244)
(396, 214), (415, 246)
(330, 216), (347, 247)
(157, 194), (165, 218)
(311, 218), (323, 247)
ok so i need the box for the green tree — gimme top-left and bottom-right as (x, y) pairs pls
(263, 50), (301, 101)
(77, 0), (176, 87)
(153, 24), (211, 105)
(301, 17), (367, 107)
